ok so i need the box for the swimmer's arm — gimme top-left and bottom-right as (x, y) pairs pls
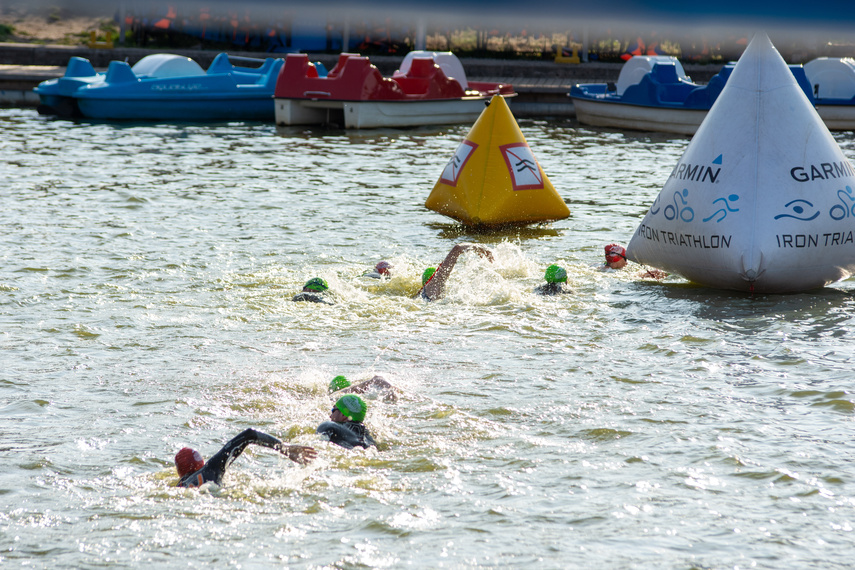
(421, 244), (493, 301)
(203, 428), (260, 476)
(350, 376), (394, 393)
(242, 429), (317, 465)
(639, 268), (667, 280)
(345, 377), (398, 402)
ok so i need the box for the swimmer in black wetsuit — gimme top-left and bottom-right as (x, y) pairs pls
(416, 243), (494, 301)
(292, 277), (335, 305)
(534, 264), (572, 296)
(317, 395), (376, 450)
(175, 428), (317, 488)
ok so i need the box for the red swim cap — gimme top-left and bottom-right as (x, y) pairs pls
(604, 244), (627, 264)
(175, 447), (204, 477)
(375, 261), (391, 276)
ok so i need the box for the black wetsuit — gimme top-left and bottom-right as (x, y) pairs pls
(316, 421), (376, 449)
(292, 291), (335, 305)
(178, 428), (284, 488)
(534, 282), (572, 296)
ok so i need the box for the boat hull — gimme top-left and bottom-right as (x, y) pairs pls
(275, 96), (496, 129)
(571, 97), (707, 135)
(76, 96), (275, 121)
(816, 104), (855, 131)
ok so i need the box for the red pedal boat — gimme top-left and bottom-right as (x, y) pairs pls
(274, 51), (515, 129)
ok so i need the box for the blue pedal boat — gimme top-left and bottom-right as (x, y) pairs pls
(569, 55), (814, 135)
(71, 53), (285, 121)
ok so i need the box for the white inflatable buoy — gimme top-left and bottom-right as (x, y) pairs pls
(627, 32), (855, 293)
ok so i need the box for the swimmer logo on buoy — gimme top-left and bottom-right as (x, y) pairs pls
(425, 95), (570, 227)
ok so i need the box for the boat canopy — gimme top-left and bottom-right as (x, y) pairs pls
(804, 57), (855, 100)
(131, 54), (205, 78)
(616, 56), (689, 95)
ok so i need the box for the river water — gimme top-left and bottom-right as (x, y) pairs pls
(2, 106), (855, 569)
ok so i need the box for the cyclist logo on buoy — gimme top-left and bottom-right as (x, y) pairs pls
(500, 142), (543, 191)
(440, 140), (478, 187)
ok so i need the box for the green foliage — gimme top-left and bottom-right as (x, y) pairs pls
(0, 23), (13, 42)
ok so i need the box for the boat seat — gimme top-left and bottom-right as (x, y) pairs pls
(104, 60), (138, 84)
(207, 53), (234, 74)
(393, 57), (465, 98)
(651, 63), (681, 85)
(65, 56), (97, 78)
(275, 54), (315, 97)
(658, 82), (696, 103)
(394, 58), (435, 95)
(337, 56), (406, 100)
(327, 53), (360, 78)
(789, 66), (816, 104)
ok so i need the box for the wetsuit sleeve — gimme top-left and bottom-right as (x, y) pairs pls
(178, 428), (283, 487)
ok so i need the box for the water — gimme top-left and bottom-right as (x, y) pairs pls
(2, 107), (855, 569)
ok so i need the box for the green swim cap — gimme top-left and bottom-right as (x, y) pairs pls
(329, 375), (351, 393)
(303, 277), (328, 292)
(544, 264), (567, 283)
(334, 394), (367, 423)
(422, 267), (436, 285)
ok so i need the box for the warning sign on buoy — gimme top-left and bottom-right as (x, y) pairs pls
(425, 95), (570, 227)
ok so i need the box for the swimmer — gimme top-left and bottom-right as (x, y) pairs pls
(329, 374), (397, 403)
(604, 243), (629, 270)
(416, 243), (494, 301)
(174, 428), (317, 488)
(363, 261), (392, 279)
(316, 394), (376, 450)
(603, 243), (667, 280)
(292, 277), (335, 305)
(534, 264), (572, 295)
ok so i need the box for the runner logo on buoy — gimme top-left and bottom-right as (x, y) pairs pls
(440, 140), (478, 187)
(500, 143), (543, 190)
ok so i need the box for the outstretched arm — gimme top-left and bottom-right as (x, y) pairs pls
(202, 428), (272, 481)
(420, 244), (493, 301)
(185, 429), (315, 487)
(245, 429), (317, 465)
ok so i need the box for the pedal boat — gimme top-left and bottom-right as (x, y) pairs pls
(274, 51), (515, 129)
(569, 55), (815, 135)
(72, 53), (284, 121)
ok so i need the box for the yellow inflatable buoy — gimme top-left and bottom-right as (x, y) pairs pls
(425, 95), (570, 227)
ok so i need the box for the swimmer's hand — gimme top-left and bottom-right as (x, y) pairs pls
(641, 269), (667, 280)
(457, 243), (494, 262)
(280, 445), (318, 465)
